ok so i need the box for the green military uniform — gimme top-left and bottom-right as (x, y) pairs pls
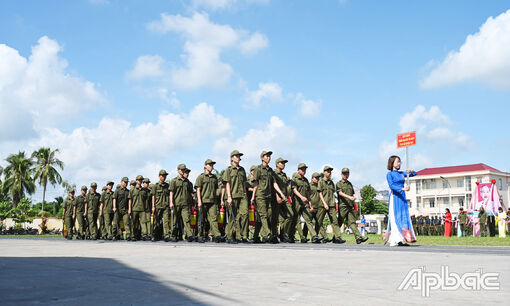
(336, 173), (362, 240)
(142, 178), (152, 240)
(216, 182), (227, 238)
(152, 171), (170, 240)
(101, 182), (115, 239)
(310, 173), (328, 239)
(274, 158), (295, 241)
(292, 166), (320, 242)
(252, 160), (277, 241)
(74, 188), (87, 239)
(458, 211), (467, 237)
(63, 192), (76, 239)
(170, 165), (194, 240)
(85, 183), (101, 239)
(223, 151), (249, 242)
(114, 178), (131, 240)
(98, 186), (107, 239)
(317, 167), (343, 240)
(479, 210), (488, 237)
(129, 175), (147, 240)
(196, 161), (221, 240)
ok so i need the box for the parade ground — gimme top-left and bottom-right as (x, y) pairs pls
(1, 238), (509, 305)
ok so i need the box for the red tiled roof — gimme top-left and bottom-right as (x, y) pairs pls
(416, 163), (504, 176)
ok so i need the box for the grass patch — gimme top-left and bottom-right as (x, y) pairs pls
(328, 234), (510, 246)
(0, 235), (61, 239)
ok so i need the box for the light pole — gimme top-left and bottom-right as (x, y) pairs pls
(440, 176), (452, 215)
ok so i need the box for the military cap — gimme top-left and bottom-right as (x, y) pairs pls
(69, 189), (75, 194)
(122, 177), (129, 183)
(136, 175), (144, 181)
(159, 169), (168, 176)
(275, 157), (288, 164)
(204, 159), (216, 165)
(130, 180), (136, 186)
(297, 163), (308, 169)
(323, 165), (334, 172)
(250, 165), (256, 172)
(102, 186), (107, 191)
(312, 172), (321, 178)
(341, 168), (350, 173)
(90, 182), (97, 188)
(107, 181), (114, 186)
(260, 150), (273, 158)
(81, 185), (88, 191)
(143, 178), (150, 183)
(230, 150), (243, 157)
(177, 164), (188, 171)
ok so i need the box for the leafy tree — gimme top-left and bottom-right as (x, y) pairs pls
(3, 152), (36, 207)
(32, 148), (64, 212)
(0, 201), (13, 221)
(359, 185), (389, 215)
(0, 166), (9, 202)
(11, 198), (34, 227)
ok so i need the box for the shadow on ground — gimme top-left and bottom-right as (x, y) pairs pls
(0, 257), (213, 305)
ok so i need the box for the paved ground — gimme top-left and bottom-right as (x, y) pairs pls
(1, 239), (509, 305)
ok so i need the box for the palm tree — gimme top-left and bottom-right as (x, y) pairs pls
(32, 148), (64, 212)
(3, 152), (36, 207)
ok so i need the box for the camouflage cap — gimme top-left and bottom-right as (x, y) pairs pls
(159, 169), (168, 176)
(81, 185), (88, 191)
(136, 175), (144, 181)
(260, 150), (273, 158)
(102, 186), (107, 191)
(143, 178), (150, 183)
(107, 181), (114, 186)
(297, 163), (308, 169)
(90, 182), (97, 188)
(204, 159), (216, 165)
(130, 180), (136, 186)
(69, 189), (75, 194)
(177, 164), (187, 170)
(230, 150), (243, 157)
(341, 168), (350, 173)
(275, 157), (288, 164)
(323, 165), (334, 172)
(122, 177), (129, 183)
(250, 165), (256, 172)
(312, 172), (321, 178)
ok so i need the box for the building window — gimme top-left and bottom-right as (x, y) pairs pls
(458, 197), (464, 207)
(457, 179), (464, 188)
(443, 180), (449, 189)
(424, 180), (436, 190)
(477, 177), (482, 183)
(465, 176), (471, 192)
(499, 179), (503, 190)
(416, 180), (421, 194)
(429, 199), (435, 208)
(417, 196), (422, 208)
(443, 197), (449, 205)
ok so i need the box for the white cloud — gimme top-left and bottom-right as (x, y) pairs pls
(191, 0), (269, 11)
(126, 55), (165, 80)
(0, 36), (104, 141)
(421, 9), (510, 89)
(145, 12), (268, 89)
(245, 82), (283, 107)
(295, 93), (321, 117)
(213, 116), (297, 167)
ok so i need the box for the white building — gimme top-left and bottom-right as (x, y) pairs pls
(407, 163), (510, 217)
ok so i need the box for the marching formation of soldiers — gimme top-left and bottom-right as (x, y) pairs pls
(62, 150), (369, 245)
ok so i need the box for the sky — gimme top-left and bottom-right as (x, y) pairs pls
(1, 0), (510, 202)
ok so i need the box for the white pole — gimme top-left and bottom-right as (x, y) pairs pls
(406, 146), (410, 185)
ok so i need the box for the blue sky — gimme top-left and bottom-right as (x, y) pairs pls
(1, 0), (509, 201)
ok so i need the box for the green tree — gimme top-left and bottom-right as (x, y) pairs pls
(360, 185), (377, 215)
(11, 198), (34, 227)
(0, 166), (9, 202)
(3, 152), (36, 207)
(32, 147), (64, 212)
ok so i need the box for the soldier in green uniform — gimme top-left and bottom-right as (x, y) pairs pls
(458, 208), (467, 237)
(74, 186), (87, 239)
(142, 178), (152, 240)
(99, 186), (107, 239)
(223, 150), (250, 244)
(292, 164), (323, 244)
(170, 164), (195, 242)
(100, 181), (115, 240)
(274, 157), (295, 243)
(310, 172), (328, 240)
(251, 151), (286, 243)
(317, 165), (345, 243)
(336, 168), (368, 244)
(152, 170), (171, 241)
(84, 182), (101, 240)
(114, 177), (131, 240)
(216, 180), (226, 240)
(129, 175), (147, 241)
(479, 207), (488, 237)
(62, 189), (76, 240)
(196, 159), (222, 243)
